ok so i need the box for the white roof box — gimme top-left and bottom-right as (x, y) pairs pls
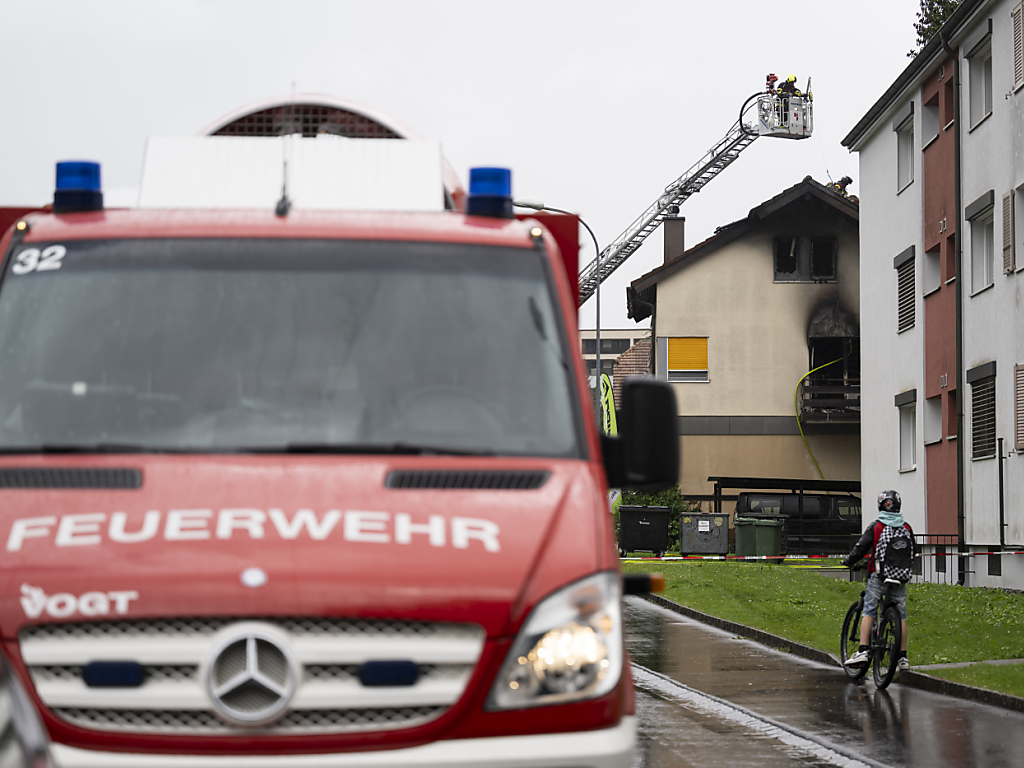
(138, 136), (445, 211)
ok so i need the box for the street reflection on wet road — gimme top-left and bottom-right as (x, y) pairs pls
(626, 597), (1024, 768)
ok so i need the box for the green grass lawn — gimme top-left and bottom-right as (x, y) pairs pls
(623, 561), (1024, 697)
(926, 664), (1024, 699)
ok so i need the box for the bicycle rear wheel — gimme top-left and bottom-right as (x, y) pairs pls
(872, 606), (902, 689)
(840, 601), (868, 680)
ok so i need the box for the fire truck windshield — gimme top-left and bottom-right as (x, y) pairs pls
(0, 238), (581, 457)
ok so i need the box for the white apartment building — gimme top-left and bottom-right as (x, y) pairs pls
(843, 0), (1024, 587)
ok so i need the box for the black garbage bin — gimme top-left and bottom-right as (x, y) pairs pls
(618, 505), (670, 557)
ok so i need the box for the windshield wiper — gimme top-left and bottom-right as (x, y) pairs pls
(260, 442), (495, 456)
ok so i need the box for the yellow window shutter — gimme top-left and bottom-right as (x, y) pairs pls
(667, 337), (708, 370)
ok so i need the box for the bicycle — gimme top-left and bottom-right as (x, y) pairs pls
(839, 577), (903, 689)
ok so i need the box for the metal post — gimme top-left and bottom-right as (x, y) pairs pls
(798, 483), (805, 555)
(596, 247), (601, 418)
(542, 207), (602, 422)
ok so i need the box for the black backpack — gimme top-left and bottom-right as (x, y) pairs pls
(876, 523), (914, 583)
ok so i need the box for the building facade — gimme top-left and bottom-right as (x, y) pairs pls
(843, 0), (1024, 587)
(578, 329), (649, 385)
(627, 178), (861, 498)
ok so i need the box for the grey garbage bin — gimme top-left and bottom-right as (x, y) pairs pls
(618, 506), (670, 557)
(679, 513), (729, 555)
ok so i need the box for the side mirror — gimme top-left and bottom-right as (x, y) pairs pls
(601, 379), (679, 490)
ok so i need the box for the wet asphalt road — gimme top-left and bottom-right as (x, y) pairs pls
(625, 597), (1024, 768)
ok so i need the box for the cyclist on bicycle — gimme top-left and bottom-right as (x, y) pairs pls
(842, 490), (915, 670)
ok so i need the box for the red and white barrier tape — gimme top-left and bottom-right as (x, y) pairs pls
(621, 549), (1024, 562)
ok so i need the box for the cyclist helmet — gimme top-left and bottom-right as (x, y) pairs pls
(877, 490), (901, 513)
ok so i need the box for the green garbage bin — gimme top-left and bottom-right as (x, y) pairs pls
(754, 518), (784, 558)
(734, 517), (756, 557)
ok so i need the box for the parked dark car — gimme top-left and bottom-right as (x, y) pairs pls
(734, 493), (861, 554)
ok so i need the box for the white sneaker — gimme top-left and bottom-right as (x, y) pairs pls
(845, 649), (870, 666)
(897, 656), (910, 671)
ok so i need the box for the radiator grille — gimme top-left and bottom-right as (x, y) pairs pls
(0, 467), (141, 489)
(23, 617), (483, 736)
(54, 706), (447, 734)
(385, 469), (549, 490)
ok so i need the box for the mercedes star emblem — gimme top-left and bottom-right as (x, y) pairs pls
(203, 624), (299, 726)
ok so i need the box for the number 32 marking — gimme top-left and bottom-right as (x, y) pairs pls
(12, 245), (67, 275)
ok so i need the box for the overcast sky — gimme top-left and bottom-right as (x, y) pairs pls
(0, 0), (920, 328)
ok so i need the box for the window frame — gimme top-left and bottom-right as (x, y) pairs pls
(899, 401), (917, 472)
(968, 39), (994, 128)
(1003, 190), (1017, 274)
(971, 209), (995, 293)
(894, 246), (916, 333)
(1013, 3), (1024, 93)
(968, 362), (997, 460)
(1014, 363), (1024, 452)
(661, 336), (709, 383)
(896, 116), (915, 192)
(772, 237), (838, 283)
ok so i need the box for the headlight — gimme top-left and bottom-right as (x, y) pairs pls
(487, 571), (622, 710)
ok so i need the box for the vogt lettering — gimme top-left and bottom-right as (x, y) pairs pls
(20, 584), (139, 619)
(6, 510), (501, 553)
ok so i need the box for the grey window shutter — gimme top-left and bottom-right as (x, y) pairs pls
(1003, 190), (1016, 274)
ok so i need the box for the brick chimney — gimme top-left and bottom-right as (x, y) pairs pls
(664, 216), (685, 263)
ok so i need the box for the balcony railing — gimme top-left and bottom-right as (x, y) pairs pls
(799, 378), (860, 423)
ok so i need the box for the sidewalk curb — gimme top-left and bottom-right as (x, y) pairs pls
(641, 593), (1024, 713)
(898, 670), (1024, 713)
(641, 593), (843, 668)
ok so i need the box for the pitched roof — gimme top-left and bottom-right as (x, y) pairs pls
(842, 0), (987, 150)
(629, 176), (858, 296)
(612, 336), (652, 406)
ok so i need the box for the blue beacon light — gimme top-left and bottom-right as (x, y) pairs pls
(466, 167), (513, 219)
(53, 161), (104, 214)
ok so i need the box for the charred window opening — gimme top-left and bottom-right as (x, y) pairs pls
(774, 238), (798, 276)
(808, 338), (860, 384)
(810, 239), (837, 281)
(800, 337), (860, 423)
(774, 237), (838, 283)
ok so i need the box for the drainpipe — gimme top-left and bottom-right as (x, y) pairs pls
(940, 31), (967, 586)
(998, 438), (1006, 548)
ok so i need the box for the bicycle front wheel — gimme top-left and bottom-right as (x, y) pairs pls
(840, 601), (868, 681)
(872, 606), (902, 689)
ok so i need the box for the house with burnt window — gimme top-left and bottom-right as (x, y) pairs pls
(626, 177), (861, 498)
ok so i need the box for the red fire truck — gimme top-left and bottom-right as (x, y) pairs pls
(0, 161), (677, 767)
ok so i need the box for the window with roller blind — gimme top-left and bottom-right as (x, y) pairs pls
(1015, 364), (1024, 452)
(667, 337), (709, 382)
(968, 362), (997, 459)
(1013, 4), (1024, 93)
